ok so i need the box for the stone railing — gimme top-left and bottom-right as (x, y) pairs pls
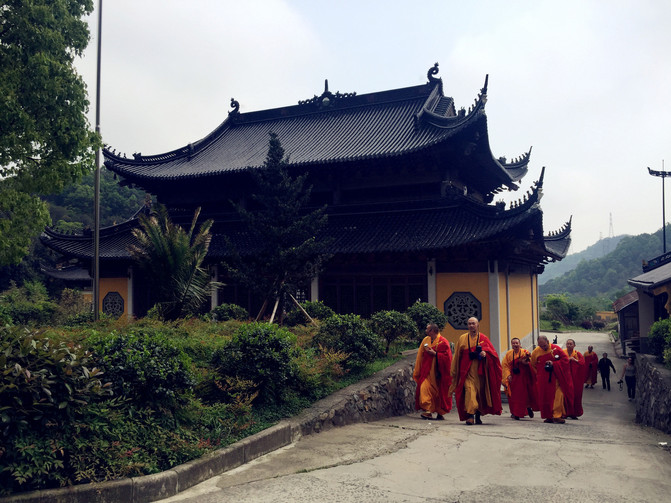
(292, 354), (417, 436)
(635, 354), (671, 434)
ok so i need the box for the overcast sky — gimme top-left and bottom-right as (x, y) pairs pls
(76, 0), (671, 256)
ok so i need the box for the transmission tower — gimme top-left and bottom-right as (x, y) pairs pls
(609, 213), (614, 238)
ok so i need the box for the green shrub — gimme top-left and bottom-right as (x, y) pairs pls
(648, 318), (671, 357)
(0, 304), (12, 326)
(289, 346), (347, 399)
(313, 313), (383, 371)
(211, 322), (295, 405)
(0, 326), (110, 435)
(405, 301), (448, 339)
(86, 328), (196, 408)
(0, 281), (58, 326)
(208, 303), (249, 322)
(284, 300), (335, 326)
(664, 347), (671, 369)
(369, 310), (416, 353)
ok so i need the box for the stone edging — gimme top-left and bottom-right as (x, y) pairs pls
(0, 355), (417, 503)
(634, 354), (671, 434)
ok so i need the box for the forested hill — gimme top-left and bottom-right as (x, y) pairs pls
(539, 235), (625, 285)
(539, 230), (667, 302)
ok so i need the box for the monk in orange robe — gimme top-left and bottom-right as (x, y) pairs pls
(530, 335), (573, 424)
(564, 338), (586, 419)
(583, 345), (599, 388)
(449, 317), (502, 425)
(413, 323), (453, 420)
(502, 337), (538, 420)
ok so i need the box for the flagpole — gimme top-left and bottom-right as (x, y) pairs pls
(93, 0), (103, 320)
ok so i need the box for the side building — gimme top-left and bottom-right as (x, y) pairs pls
(42, 63), (571, 353)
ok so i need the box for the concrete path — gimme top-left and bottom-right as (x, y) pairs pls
(156, 332), (671, 503)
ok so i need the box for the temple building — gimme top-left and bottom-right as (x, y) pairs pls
(42, 63), (571, 353)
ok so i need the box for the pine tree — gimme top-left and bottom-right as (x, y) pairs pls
(225, 133), (330, 322)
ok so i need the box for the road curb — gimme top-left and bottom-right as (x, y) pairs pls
(0, 356), (415, 503)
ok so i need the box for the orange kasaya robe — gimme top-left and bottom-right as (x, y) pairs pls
(502, 348), (538, 418)
(413, 334), (453, 414)
(564, 349), (586, 417)
(449, 332), (502, 421)
(583, 350), (599, 385)
(530, 344), (573, 419)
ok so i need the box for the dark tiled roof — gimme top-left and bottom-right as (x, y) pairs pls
(104, 68), (527, 191)
(40, 219), (140, 262)
(41, 189), (567, 264)
(40, 264), (91, 281)
(613, 290), (638, 312)
(543, 216), (572, 261)
(628, 261), (671, 291)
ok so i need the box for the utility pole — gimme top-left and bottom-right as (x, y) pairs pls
(93, 0), (103, 320)
(648, 161), (670, 254)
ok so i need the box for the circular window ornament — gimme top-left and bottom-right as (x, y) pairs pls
(444, 292), (481, 330)
(102, 291), (124, 318)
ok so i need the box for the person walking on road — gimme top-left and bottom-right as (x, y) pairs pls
(530, 335), (573, 424)
(449, 317), (502, 426)
(598, 352), (617, 391)
(563, 339), (585, 419)
(583, 345), (598, 388)
(413, 323), (453, 420)
(502, 337), (537, 420)
(619, 357), (637, 400)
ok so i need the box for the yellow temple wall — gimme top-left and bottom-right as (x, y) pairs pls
(99, 277), (129, 317)
(499, 272), (535, 352)
(435, 270), (537, 354)
(436, 272), (490, 344)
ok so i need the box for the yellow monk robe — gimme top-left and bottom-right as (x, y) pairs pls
(449, 331), (502, 421)
(530, 344), (573, 420)
(413, 334), (452, 414)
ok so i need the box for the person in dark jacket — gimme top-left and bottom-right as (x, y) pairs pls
(597, 352), (617, 391)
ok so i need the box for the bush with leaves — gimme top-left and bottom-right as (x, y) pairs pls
(648, 318), (671, 358)
(0, 326), (110, 436)
(284, 300), (335, 326)
(208, 303), (249, 322)
(0, 280), (58, 326)
(212, 322), (296, 405)
(369, 310), (416, 354)
(290, 345), (348, 399)
(86, 328), (196, 409)
(313, 313), (383, 371)
(405, 301), (449, 339)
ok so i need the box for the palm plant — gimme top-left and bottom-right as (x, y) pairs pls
(129, 204), (215, 320)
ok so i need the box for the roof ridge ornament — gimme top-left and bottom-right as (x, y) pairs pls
(298, 79), (356, 108)
(427, 62), (440, 84)
(229, 98), (240, 116)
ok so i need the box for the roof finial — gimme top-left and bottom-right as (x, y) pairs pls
(481, 74), (489, 95)
(427, 62), (440, 84)
(229, 98), (240, 116)
(324, 79), (329, 94)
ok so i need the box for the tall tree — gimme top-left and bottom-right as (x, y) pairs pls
(129, 204), (215, 321)
(0, 0), (98, 266)
(225, 133), (330, 322)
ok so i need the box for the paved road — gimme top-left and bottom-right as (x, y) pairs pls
(157, 332), (671, 502)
